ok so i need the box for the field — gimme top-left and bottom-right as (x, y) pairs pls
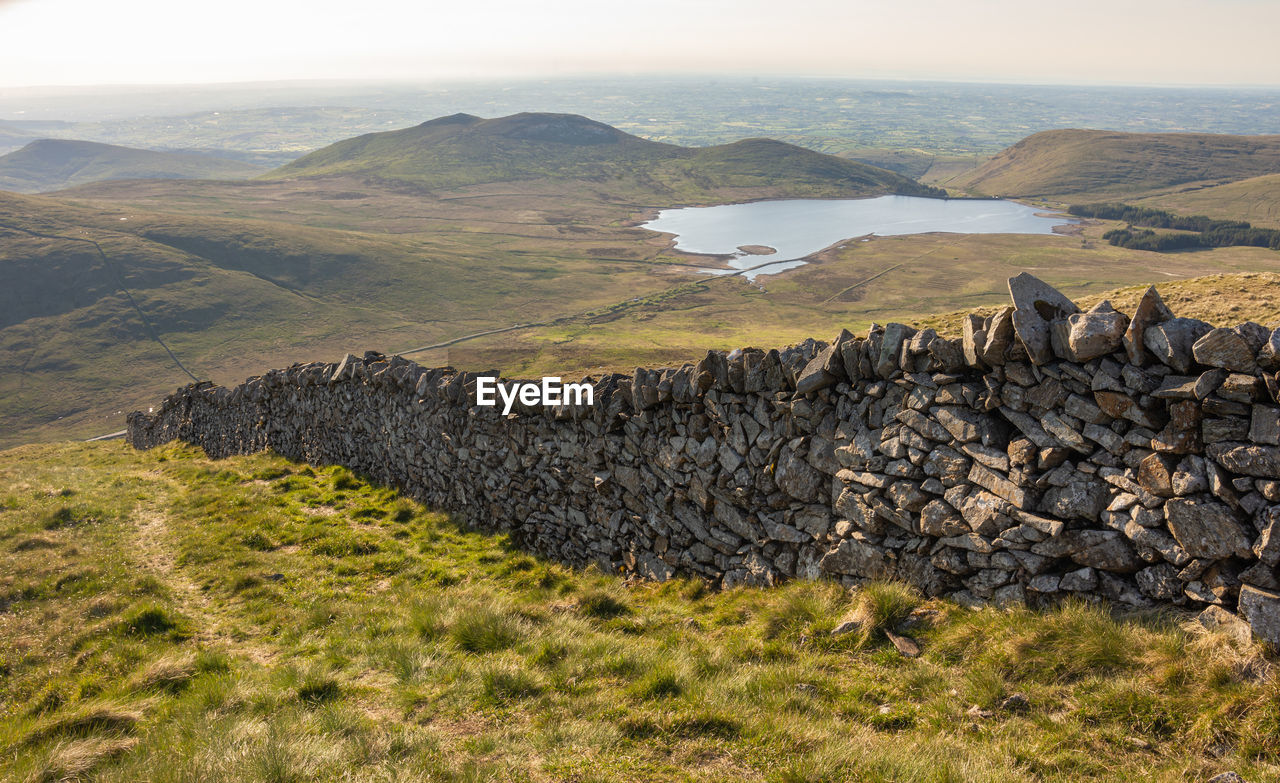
(8, 168), (1280, 449)
(1138, 174), (1280, 230)
(1, 441), (1277, 782)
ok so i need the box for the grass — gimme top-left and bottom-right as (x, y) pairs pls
(946, 129), (1280, 201)
(1, 440), (1277, 781)
(7, 130), (1280, 449)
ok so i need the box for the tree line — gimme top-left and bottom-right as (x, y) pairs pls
(1068, 203), (1280, 252)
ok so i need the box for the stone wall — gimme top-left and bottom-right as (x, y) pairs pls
(127, 273), (1280, 645)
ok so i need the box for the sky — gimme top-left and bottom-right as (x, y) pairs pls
(1, 0), (1278, 88)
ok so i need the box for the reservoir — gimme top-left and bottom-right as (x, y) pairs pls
(642, 196), (1074, 279)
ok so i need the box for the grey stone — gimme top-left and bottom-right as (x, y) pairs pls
(1193, 327), (1258, 374)
(1007, 272), (1079, 365)
(819, 535), (895, 579)
(1123, 285), (1173, 365)
(1258, 328), (1280, 371)
(1250, 406), (1280, 445)
(775, 450), (825, 503)
(1165, 498), (1254, 560)
(1144, 317), (1213, 374)
(1060, 566), (1098, 592)
(1238, 584), (1280, 647)
(1066, 301), (1128, 361)
(1136, 563), (1183, 600)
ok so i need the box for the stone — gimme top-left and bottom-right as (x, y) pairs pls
(1207, 443), (1280, 479)
(795, 345), (840, 394)
(957, 490), (1011, 537)
(831, 619), (861, 636)
(883, 628), (921, 657)
(876, 323), (915, 378)
(1197, 605), (1254, 646)
(978, 306), (1016, 366)
(1253, 507), (1280, 566)
(1193, 327), (1258, 373)
(1258, 328), (1280, 371)
(968, 462), (1032, 509)
(1040, 479), (1109, 521)
(1137, 452), (1179, 498)
(819, 535), (895, 579)
(1151, 375), (1199, 401)
(932, 405), (988, 442)
(920, 499), (968, 537)
(962, 313), (986, 368)
(1219, 373), (1261, 403)
(1032, 530), (1142, 573)
(1007, 272), (1079, 365)
(1136, 563), (1183, 600)
(775, 450), (825, 503)
(1123, 285), (1173, 365)
(1251, 406), (1280, 445)
(1164, 498), (1254, 560)
(1237, 584), (1280, 647)
(1065, 300), (1129, 361)
(1143, 317), (1213, 373)
(1151, 400), (1202, 454)
(1060, 566), (1098, 591)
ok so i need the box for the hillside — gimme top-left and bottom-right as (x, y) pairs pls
(948, 129), (1280, 201)
(266, 112), (937, 199)
(1137, 172), (1280, 230)
(0, 183), (707, 448)
(1, 440), (1276, 782)
(0, 139), (264, 193)
(0, 121), (40, 155)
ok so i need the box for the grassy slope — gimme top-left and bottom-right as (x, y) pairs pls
(264, 112), (935, 200)
(1, 441), (1276, 782)
(10, 178), (1280, 445)
(0, 140), (264, 193)
(946, 130), (1280, 201)
(0, 185), (695, 448)
(1136, 173), (1280, 230)
(440, 227), (1280, 380)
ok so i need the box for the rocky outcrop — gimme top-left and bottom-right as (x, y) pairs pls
(127, 274), (1280, 647)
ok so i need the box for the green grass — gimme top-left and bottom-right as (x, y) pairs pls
(1, 441), (1277, 781)
(264, 113), (935, 201)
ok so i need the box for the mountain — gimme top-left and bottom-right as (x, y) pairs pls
(947, 130), (1280, 201)
(266, 112), (938, 198)
(0, 139), (265, 193)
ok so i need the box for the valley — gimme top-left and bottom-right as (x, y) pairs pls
(6, 112), (1280, 448)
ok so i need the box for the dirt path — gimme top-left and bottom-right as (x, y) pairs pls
(127, 475), (277, 664)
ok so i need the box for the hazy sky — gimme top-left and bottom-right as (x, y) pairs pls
(1, 0), (1278, 88)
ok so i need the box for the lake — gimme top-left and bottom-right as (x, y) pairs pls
(641, 196), (1074, 280)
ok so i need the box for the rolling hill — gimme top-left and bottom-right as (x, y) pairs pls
(0, 139), (265, 193)
(948, 129), (1280, 201)
(265, 112), (939, 199)
(1137, 172), (1280, 230)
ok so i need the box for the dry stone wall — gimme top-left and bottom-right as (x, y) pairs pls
(128, 273), (1280, 645)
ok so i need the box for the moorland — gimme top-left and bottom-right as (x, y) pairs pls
(5, 79), (1280, 782)
(6, 103), (1280, 447)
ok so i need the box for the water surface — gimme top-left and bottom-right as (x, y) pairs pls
(642, 196), (1073, 279)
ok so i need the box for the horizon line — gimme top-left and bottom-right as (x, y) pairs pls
(4, 72), (1280, 93)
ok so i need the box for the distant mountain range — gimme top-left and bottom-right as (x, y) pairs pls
(265, 112), (939, 199)
(947, 129), (1280, 201)
(0, 139), (265, 193)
